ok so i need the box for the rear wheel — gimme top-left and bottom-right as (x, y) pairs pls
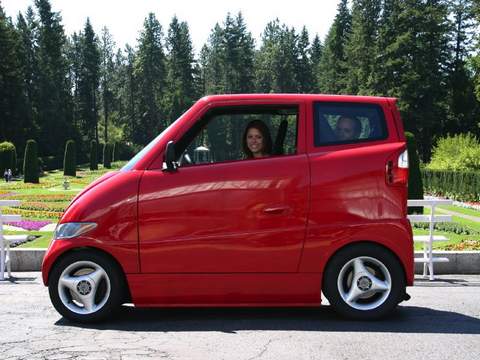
(323, 244), (405, 320)
(48, 251), (123, 323)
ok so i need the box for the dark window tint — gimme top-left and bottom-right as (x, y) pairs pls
(314, 102), (388, 146)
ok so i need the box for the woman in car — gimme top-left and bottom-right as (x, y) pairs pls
(242, 120), (273, 159)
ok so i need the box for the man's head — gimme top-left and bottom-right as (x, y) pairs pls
(335, 116), (362, 141)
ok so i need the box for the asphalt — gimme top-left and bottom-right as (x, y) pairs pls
(0, 273), (479, 360)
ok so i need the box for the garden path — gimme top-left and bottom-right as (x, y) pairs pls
(436, 208), (480, 223)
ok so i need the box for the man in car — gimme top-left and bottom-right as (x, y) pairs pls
(335, 116), (362, 141)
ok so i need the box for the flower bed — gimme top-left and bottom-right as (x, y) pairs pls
(10, 194), (73, 202)
(5, 220), (52, 231)
(17, 201), (69, 212)
(4, 207), (63, 220)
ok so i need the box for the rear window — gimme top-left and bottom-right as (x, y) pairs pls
(314, 102), (388, 146)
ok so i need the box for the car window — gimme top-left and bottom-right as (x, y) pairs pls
(314, 102), (388, 146)
(176, 105), (298, 166)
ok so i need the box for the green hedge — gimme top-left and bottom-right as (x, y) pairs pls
(63, 140), (76, 176)
(23, 139), (39, 183)
(90, 140), (98, 170)
(422, 169), (480, 202)
(103, 143), (112, 168)
(405, 132), (423, 213)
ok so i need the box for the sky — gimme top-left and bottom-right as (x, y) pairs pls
(2, 0), (340, 54)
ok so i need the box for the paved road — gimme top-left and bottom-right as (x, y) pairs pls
(1, 273), (479, 360)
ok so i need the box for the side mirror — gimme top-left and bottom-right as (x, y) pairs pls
(162, 141), (177, 172)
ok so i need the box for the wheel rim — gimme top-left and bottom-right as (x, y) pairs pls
(337, 256), (392, 311)
(57, 261), (111, 315)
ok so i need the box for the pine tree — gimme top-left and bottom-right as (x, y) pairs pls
(310, 34), (323, 92)
(16, 8), (39, 148)
(223, 13), (255, 93)
(99, 26), (115, 144)
(165, 16), (196, 121)
(296, 26), (313, 93)
(78, 18), (100, 143)
(201, 24), (226, 94)
(0, 6), (29, 146)
(34, 0), (72, 156)
(317, 0), (352, 93)
(134, 13), (166, 145)
(344, 0), (382, 94)
(445, 0), (479, 135)
(255, 20), (299, 92)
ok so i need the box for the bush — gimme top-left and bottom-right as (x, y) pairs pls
(112, 142), (119, 162)
(90, 140), (98, 170)
(63, 140), (76, 176)
(23, 139), (39, 183)
(422, 169), (480, 202)
(405, 132), (424, 214)
(99, 143), (105, 164)
(0, 141), (16, 174)
(428, 133), (480, 171)
(103, 143), (112, 168)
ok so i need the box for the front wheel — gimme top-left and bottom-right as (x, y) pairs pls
(48, 250), (124, 323)
(323, 244), (406, 320)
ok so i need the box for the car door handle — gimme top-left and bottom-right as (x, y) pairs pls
(263, 206), (290, 215)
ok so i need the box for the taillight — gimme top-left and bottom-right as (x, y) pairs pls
(386, 149), (409, 186)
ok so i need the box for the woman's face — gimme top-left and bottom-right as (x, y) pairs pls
(246, 127), (265, 157)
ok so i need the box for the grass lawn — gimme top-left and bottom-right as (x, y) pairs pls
(412, 204), (480, 250)
(438, 204), (480, 218)
(4, 231), (53, 248)
(1, 162), (125, 248)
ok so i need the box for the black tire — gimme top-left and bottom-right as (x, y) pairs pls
(323, 243), (406, 320)
(48, 250), (124, 323)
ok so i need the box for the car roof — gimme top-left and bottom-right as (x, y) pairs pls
(199, 93), (395, 104)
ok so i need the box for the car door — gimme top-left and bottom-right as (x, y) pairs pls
(138, 102), (309, 273)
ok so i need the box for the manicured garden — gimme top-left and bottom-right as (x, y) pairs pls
(1, 162), (126, 248)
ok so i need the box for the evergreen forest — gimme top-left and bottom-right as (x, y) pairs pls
(1, 0), (480, 163)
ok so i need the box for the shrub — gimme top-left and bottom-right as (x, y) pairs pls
(405, 132), (424, 214)
(0, 141), (16, 174)
(428, 133), (480, 171)
(98, 143), (105, 164)
(63, 140), (76, 176)
(103, 143), (112, 168)
(23, 139), (39, 183)
(422, 169), (480, 202)
(90, 140), (98, 170)
(112, 142), (119, 162)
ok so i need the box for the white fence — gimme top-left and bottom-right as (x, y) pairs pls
(0, 200), (30, 280)
(408, 199), (453, 280)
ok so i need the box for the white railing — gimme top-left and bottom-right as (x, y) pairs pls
(0, 200), (29, 280)
(407, 199), (453, 280)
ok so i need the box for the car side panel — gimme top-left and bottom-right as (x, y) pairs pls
(127, 273), (322, 306)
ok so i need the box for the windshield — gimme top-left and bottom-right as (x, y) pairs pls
(121, 122), (175, 171)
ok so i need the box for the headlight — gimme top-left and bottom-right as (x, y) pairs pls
(53, 222), (97, 240)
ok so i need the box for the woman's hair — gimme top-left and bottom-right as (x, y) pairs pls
(242, 120), (273, 158)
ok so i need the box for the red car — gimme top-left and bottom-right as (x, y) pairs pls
(42, 94), (413, 322)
